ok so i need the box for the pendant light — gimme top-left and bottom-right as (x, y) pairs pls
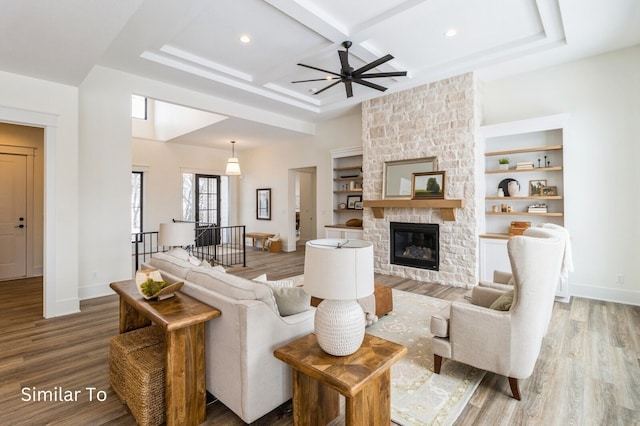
(225, 140), (241, 175)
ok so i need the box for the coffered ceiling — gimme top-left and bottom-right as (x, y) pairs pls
(1, 0), (639, 147)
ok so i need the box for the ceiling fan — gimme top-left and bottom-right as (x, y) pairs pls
(292, 41), (407, 98)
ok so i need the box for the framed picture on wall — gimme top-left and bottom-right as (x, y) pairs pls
(257, 188), (271, 220)
(411, 171), (445, 199)
(346, 195), (362, 209)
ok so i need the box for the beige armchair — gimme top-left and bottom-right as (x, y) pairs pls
(430, 227), (565, 399)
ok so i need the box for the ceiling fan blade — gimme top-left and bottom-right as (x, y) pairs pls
(297, 63), (341, 77)
(358, 71), (407, 78)
(353, 54), (394, 75)
(354, 79), (387, 92)
(345, 81), (353, 98)
(313, 80), (341, 95)
(292, 78), (338, 83)
(338, 50), (350, 74)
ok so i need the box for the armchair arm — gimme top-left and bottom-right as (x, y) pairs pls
(448, 299), (513, 375)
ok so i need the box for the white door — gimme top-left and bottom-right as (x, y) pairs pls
(0, 153), (27, 279)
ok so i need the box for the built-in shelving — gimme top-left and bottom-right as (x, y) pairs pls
(328, 147), (364, 239)
(479, 113), (570, 301)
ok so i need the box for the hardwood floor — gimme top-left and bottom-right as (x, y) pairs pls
(1, 248), (639, 425)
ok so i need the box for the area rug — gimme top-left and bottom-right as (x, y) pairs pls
(366, 289), (485, 426)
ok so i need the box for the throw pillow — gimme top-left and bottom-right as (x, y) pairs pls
(188, 255), (202, 266)
(252, 274), (294, 288)
(253, 277), (310, 316)
(267, 285), (311, 316)
(167, 247), (190, 261)
(489, 289), (515, 311)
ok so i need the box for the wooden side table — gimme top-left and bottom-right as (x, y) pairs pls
(274, 333), (406, 426)
(110, 280), (221, 426)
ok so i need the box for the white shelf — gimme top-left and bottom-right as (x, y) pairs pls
(480, 114), (569, 302)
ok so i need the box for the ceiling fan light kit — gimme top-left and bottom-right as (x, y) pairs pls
(292, 41), (407, 98)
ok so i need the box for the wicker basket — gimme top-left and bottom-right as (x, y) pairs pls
(125, 343), (166, 426)
(109, 325), (164, 403)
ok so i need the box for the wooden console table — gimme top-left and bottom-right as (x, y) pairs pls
(274, 333), (406, 425)
(110, 280), (221, 426)
(245, 232), (275, 251)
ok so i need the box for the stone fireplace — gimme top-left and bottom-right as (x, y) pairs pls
(390, 222), (439, 271)
(361, 73), (481, 288)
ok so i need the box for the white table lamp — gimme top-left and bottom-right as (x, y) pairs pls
(158, 222), (195, 248)
(303, 239), (374, 356)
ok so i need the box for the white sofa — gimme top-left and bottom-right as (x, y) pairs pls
(143, 251), (315, 424)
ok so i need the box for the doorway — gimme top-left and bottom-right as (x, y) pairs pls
(291, 167), (317, 249)
(0, 107), (55, 318)
(0, 124), (43, 282)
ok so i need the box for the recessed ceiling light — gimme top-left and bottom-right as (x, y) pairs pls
(444, 28), (457, 37)
(240, 34), (251, 43)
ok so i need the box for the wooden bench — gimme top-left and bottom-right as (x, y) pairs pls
(245, 232), (274, 251)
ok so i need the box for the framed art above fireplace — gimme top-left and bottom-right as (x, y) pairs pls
(383, 157), (437, 199)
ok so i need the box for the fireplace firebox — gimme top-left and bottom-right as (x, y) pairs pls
(390, 222), (439, 270)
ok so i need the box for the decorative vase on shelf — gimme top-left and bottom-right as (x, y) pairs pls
(507, 180), (520, 197)
(497, 187), (505, 197)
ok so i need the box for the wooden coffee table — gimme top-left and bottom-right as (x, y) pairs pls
(311, 283), (393, 317)
(110, 280), (221, 426)
(274, 333), (406, 425)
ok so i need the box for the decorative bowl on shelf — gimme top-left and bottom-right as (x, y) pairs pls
(135, 269), (183, 301)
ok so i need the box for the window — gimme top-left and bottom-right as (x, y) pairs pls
(183, 172), (229, 226)
(131, 171), (143, 234)
(131, 94), (147, 120)
(196, 174), (221, 226)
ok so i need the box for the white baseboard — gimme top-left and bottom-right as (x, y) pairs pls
(570, 282), (640, 306)
(78, 282), (114, 300)
(49, 298), (80, 318)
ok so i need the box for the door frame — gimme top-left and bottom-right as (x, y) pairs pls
(0, 105), (58, 318)
(0, 147), (36, 279)
(288, 166), (317, 251)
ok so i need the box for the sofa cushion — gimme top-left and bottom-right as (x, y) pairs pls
(489, 289), (515, 311)
(186, 267), (279, 315)
(147, 252), (195, 279)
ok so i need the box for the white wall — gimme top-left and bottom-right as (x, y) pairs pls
(131, 138), (230, 231)
(239, 111), (362, 251)
(482, 45), (640, 305)
(0, 70), (79, 317)
(78, 66), (314, 300)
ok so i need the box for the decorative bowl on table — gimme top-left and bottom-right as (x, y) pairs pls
(135, 269), (184, 300)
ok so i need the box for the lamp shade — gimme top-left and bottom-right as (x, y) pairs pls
(225, 157), (241, 175)
(303, 239), (374, 300)
(158, 222), (194, 247)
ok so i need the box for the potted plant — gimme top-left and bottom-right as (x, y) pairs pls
(498, 158), (509, 170)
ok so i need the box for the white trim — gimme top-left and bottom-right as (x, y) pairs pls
(0, 105), (73, 318)
(52, 297), (81, 317)
(479, 113), (569, 137)
(78, 283), (114, 300)
(570, 282), (640, 307)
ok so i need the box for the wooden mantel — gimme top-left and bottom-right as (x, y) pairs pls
(362, 199), (466, 221)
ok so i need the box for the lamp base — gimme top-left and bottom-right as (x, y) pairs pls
(314, 299), (366, 356)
